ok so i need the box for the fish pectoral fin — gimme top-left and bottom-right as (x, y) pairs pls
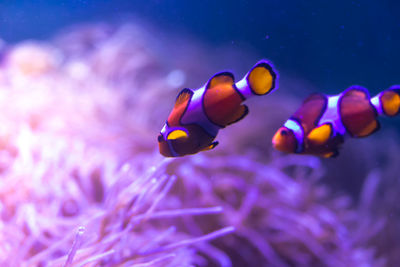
(226, 104), (249, 125)
(307, 123), (332, 145)
(206, 72), (235, 89)
(342, 86), (370, 99)
(201, 141), (219, 151)
(247, 60), (277, 95)
(322, 150), (339, 158)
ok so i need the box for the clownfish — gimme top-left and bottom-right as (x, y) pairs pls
(158, 60), (278, 157)
(272, 85), (400, 158)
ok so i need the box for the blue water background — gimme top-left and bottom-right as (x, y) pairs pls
(0, 0), (399, 95)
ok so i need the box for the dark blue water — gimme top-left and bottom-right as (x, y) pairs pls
(1, 0), (399, 95)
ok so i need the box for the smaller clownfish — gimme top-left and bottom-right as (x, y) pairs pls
(158, 60), (278, 157)
(272, 85), (400, 158)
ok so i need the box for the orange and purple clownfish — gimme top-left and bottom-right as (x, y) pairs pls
(158, 60), (278, 157)
(272, 85), (400, 158)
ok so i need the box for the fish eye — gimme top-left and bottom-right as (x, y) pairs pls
(157, 134), (164, 142)
(281, 129), (288, 136)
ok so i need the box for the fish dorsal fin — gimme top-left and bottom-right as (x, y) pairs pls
(247, 60), (277, 95)
(168, 88), (193, 126)
(342, 86), (370, 99)
(339, 86), (380, 137)
(175, 88), (193, 108)
(291, 93), (328, 134)
(206, 72), (235, 89)
(303, 93), (327, 104)
(307, 123), (333, 145)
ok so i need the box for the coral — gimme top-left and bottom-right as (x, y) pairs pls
(165, 153), (386, 267)
(0, 22), (396, 266)
(0, 24), (233, 266)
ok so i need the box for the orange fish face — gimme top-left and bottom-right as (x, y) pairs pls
(272, 127), (298, 153)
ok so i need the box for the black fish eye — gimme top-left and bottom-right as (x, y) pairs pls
(281, 129), (288, 136)
(157, 135), (163, 142)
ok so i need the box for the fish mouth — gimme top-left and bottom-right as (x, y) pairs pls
(272, 127), (297, 153)
(158, 140), (174, 157)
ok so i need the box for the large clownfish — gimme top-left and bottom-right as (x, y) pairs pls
(158, 60), (278, 157)
(272, 85), (400, 158)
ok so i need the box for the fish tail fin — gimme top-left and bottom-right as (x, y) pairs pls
(372, 85), (400, 117)
(244, 59), (278, 96)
